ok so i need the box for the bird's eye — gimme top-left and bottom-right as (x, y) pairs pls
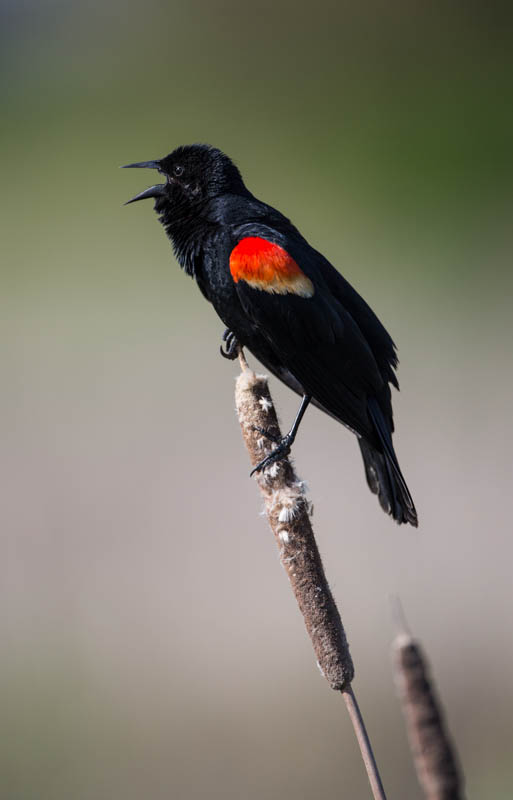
(173, 165), (184, 177)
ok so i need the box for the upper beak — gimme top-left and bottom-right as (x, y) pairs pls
(122, 159), (166, 205)
(122, 160), (161, 170)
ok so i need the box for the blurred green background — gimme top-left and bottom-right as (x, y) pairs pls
(2, 1), (512, 798)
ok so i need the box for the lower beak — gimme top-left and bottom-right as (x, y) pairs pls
(124, 184), (166, 205)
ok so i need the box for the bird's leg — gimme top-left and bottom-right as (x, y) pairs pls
(251, 395), (311, 475)
(219, 328), (240, 360)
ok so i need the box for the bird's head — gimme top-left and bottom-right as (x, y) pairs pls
(123, 144), (248, 219)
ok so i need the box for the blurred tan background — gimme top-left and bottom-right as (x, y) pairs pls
(2, 1), (512, 797)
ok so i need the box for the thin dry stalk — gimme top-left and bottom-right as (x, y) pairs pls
(393, 622), (465, 800)
(235, 354), (386, 800)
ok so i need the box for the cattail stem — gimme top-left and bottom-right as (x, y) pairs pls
(235, 353), (386, 800)
(392, 618), (465, 799)
(343, 687), (388, 800)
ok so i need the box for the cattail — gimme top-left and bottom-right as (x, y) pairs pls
(235, 354), (386, 800)
(393, 626), (465, 800)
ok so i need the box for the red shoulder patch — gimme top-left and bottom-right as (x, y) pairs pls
(230, 237), (314, 298)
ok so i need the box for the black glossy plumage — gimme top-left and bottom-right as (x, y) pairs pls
(124, 144), (417, 526)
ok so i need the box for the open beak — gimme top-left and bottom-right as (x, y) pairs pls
(122, 160), (166, 205)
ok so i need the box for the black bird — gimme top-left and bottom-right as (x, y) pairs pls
(123, 144), (417, 526)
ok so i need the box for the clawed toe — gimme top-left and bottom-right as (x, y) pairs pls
(220, 329), (240, 360)
(252, 425), (280, 444)
(250, 435), (292, 476)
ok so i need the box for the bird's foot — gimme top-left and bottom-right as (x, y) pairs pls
(250, 430), (293, 476)
(220, 329), (240, 360)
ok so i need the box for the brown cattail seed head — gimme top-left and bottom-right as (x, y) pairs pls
(393, 634), (464, 800)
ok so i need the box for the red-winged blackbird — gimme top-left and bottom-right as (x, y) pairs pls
(123, 144), (417, 526)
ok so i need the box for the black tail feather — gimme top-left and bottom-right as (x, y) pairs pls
(359, 398), (418, 527)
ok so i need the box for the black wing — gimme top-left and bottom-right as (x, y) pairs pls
(230, 227), (388, 441)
